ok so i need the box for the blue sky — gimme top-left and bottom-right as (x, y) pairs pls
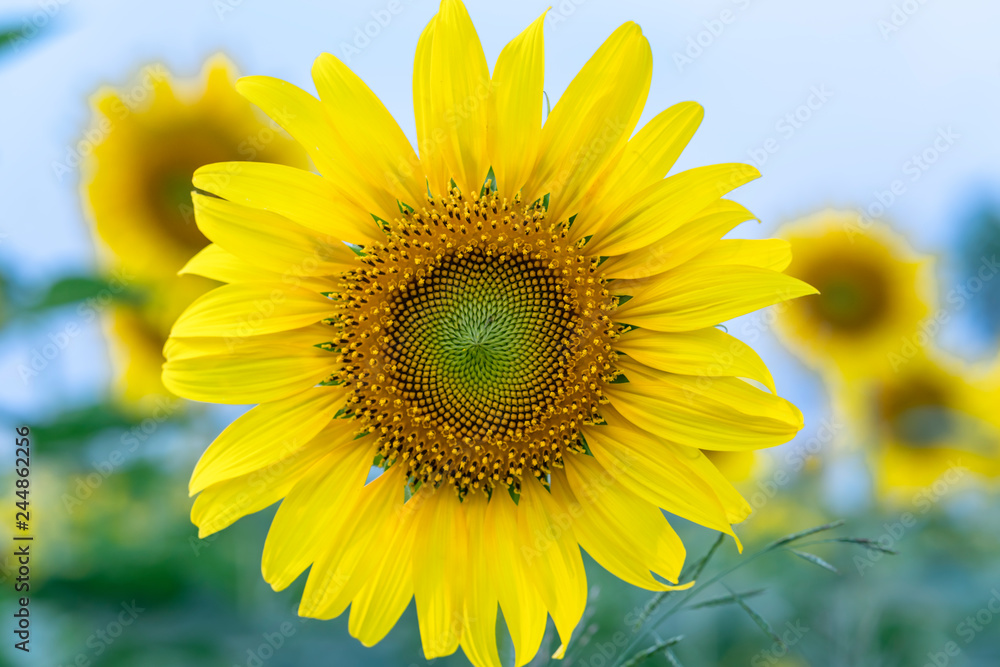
(1, 0), (998, 429)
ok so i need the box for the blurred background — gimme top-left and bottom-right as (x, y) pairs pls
(1, 0), (999, 665)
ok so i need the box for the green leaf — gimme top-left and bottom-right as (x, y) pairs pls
(723, 583), (784, 648)
(480, 167), (497, 197)
(0, 23), (32, 55)
(27, 403), (145, 452)
(790, 549), (840, 574)
(27, 276), (144, 312)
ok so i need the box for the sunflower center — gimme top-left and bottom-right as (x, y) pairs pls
(334, 190), (617, 495)
(385, 247), (577, 439)
(803, 264), (889, 332)
(878, 378), (953, 446)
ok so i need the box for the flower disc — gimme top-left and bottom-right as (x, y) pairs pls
(337, 191), (616, 494)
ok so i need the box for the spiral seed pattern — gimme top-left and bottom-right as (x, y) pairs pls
(333, 189), (618, 496)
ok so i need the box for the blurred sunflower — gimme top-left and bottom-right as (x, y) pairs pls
(856, 351), (1000, 495)
(81, 54), (309, 405)
(164, 2), (814, 664)
(774, 210), (936, 381)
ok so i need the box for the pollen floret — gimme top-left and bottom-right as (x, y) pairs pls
(334, 189), (618, 495)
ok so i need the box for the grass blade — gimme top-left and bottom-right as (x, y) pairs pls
(620, 635), (684, 667)
(767, 520), (845, 549)
(723, 584), (784, 648)
(790, 549), (840, 574)
(688, 588), (767, 610)
(634, 533), (726, 630)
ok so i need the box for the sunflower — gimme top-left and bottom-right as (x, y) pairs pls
(81, 54), (308, 404)
(854, 351), (1000, 495)
(164, 3), (813, 663)
(774, 210), (936, 382)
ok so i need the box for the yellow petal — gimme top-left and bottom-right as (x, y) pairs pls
(599, 199), (756, 280)
(602, 102), (704, 198)
(235, 75), (399, 224)
(584, 405), (751, 527)
(190, 438), (330, 538)
(686, 238), (793, 272)
(261, 435), (376, 591)
(190, 191), (357, 276)
(179, 244), (337, 292)
(484, 491), (546, 667)
(164, 324), (333, 361)
(349, 498), (418, 646)
(460, 492), (502, 667)
(413, 15), (448, 197)
(584, 164), (759, 257)
(162, 344), (334, 405)
(413, 486), (467, 659)
(554, 464), (690, 589)
(606, 363), (803, 452)
(581, 415), (739, 537)
(425, 0), (491, 196)
(488, 10), (546, 200)
(312, 53), (425, 207)
(622, 360), (798, 427)
(573, 102), (704, 239)
(170, 282), (332, 339)
(615, 326), (776, 393)
(526, 22), (651, 224)
(299, 466), (405, 620)
(518, 475), (587, 659)
(193, 161), (382, 245)
(189, 387), (347, 494)
(613, 264), (817, 332)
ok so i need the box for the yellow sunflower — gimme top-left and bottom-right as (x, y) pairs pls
(164, 3), (814, 663)
(81, 54), (309, 404)
(774, 210), (936, 381)
(854, 351), (1000, 495)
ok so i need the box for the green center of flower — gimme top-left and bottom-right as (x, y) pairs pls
(383, 248), (578, 441)
(334, 189), (618, 495)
